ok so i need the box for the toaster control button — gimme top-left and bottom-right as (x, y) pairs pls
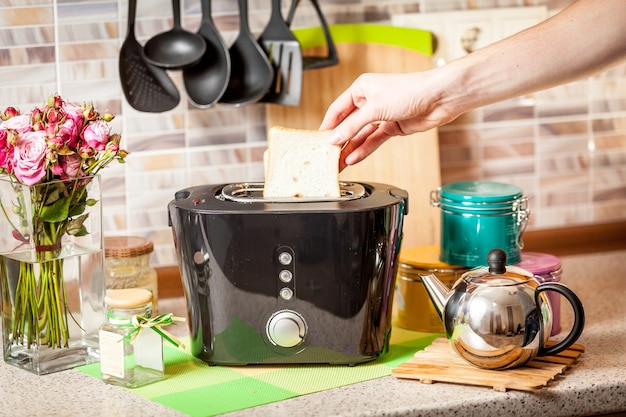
(278, 251), (293, 265)
(267, 311), (306, 348)
(279, 287), (293, 300)
(279, 270), (293, 283)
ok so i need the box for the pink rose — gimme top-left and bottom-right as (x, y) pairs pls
(12, 130), (48, 185)
(78, 145), (95, 159)
(0, 130), (13, 172)
(62, 102), (84, 129)
(58, 118), (80, 148)
(45, 107), (64, 124)
(1, 107), (19, 120)
(82, 120), (110, 151)
(51, 164), (63, 176)
(0, 113), (33, 134)
(59, 153), (83, 179)
(0, 149), (13, 172)
(105, 140), (119, 155)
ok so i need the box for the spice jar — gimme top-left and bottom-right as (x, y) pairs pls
(516, 251), (563, 336)
(104, 236), (158, 308)
(99, 288), (164, 388)
(395, 246), (468, 333)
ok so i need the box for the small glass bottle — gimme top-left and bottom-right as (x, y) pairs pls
(104, 236), (158, 309)
(99, 288), (164, 388)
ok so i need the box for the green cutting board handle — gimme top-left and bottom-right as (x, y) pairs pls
(292, 23), (432, 56)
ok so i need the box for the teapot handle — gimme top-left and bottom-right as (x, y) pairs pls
(536, 282), (585, 357)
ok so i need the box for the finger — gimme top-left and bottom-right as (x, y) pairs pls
(344, 128), (392, 166)
(319, 90), (358, 131)
(338, 131), (366, 172)
(338, 122), (382, 169)
(329, 104), (380, 146)
(337, 122), (376, 167)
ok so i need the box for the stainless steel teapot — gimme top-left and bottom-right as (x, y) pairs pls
(421, 248), (585, 370)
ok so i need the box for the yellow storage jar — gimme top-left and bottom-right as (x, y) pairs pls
(395, 245), (468, 333)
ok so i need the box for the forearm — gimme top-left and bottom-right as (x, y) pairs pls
(437, 0), (626, 116)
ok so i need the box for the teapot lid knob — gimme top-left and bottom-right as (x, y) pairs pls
(487, 248), (508, 274)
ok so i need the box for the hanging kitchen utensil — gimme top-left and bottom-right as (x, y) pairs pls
(119, 0), (180, 112)
(286, 0), (338, 69)
(258, 0), (303, 106)
(142, 0), (207, 69)
(219, 0), (274, 106)
(182, 0), (230, 107)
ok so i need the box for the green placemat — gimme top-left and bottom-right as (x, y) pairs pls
(78, 325), (441, 417)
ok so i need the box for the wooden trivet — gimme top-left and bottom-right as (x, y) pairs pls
(392, 337), (585, 392)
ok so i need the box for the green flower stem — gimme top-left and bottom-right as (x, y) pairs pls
(10, 215), (70, 349)
(49, 258), (69, 347)
(12, 262), (38, 346)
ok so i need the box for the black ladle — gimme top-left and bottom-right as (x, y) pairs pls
(143, 0), (207, 70)
(219, 0), (274, 107)
(182, 0), (230, 108)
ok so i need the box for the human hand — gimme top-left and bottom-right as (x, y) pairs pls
(319, 71), (458, 170)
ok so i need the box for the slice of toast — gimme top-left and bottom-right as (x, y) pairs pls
(263, 126), (341, 198)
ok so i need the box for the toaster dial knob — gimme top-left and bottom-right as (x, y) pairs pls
(266, 310), (307, 348)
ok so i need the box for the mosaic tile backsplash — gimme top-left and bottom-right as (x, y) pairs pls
(1, 0), (624, 267)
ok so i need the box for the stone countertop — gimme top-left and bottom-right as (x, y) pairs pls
(1, 250), (625, 417)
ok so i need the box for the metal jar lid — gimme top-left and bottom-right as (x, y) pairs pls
(431, 181), (527, 215)
(439, 181), (523, 203)
(104, 236), (154, 258)
(399, 245), (467, 275)
(515, 251), (562, 278)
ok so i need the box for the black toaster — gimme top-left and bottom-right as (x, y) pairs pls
(168, 181), (408, 365)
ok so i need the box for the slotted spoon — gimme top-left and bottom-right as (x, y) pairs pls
(119, 0), (180, 112)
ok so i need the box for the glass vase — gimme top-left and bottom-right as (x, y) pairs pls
(0, 175), (105, 375)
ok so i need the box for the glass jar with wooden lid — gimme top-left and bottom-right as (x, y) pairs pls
(104, 236), (158, 308)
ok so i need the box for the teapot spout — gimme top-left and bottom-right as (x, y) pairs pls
(419, 273), (452, 321)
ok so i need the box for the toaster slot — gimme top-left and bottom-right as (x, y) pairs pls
(220, 182), (367, 203)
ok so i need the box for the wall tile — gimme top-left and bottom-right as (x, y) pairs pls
(0, 45), (55, 66)
(0, 6), (53, 26)
(483, 157), (535, 176)
(0, 25), (55, 46)
(594, 201), (626, 222)
(483, 100), (535, 122)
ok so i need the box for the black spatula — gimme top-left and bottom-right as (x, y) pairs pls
(258, 0), (303, 106)
(119, 0), (180, 112)
(286, 0), (338, 70)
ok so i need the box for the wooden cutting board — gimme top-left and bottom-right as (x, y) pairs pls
(266, 25), (441, 248)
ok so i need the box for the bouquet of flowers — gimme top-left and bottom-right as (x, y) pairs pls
(0, 94), (127, 349)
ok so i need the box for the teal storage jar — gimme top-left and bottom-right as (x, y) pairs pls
(431, 181), (530, 267)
